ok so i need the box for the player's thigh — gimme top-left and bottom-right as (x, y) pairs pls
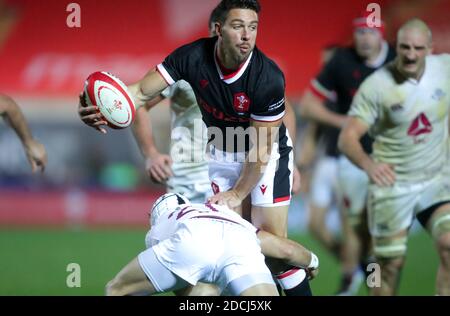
(239, 284), (279, 296)
(251, 142), (293, 210)
(221, 226), (277, 295)
(251, 205), (289, 237)
(310, 156), (338, 209)
(423, 203), (450, 244)
(208, 149), (242, 194)
(138, 246), (191, 294)
(368, 184), (419, 259)
(337, 155), (369, 225)
(107, 257), (157, 296)
(416, 176), (450, 241)
(174, 283), (220, 296)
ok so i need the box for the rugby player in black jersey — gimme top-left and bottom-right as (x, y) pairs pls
(80, 0), (311, 296)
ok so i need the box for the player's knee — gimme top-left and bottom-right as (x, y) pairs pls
(430, 212), (450, 244)
(374, 236), (408, 259)
(181, 283), (220, 296)
(378, 257), (405, 278)
(436, 232), (450, 264)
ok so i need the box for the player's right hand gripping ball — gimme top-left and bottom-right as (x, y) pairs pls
(84, 71), (136, 129)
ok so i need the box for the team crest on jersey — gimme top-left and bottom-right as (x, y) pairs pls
(432, 88), (446, 101)
(233, 93), (251, 113)
(407, 113), (432, 144)
(390, 103), (404, 112)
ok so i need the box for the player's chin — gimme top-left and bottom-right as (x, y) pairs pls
(401, 63), (418, 74)
(237, 48), (251, 59)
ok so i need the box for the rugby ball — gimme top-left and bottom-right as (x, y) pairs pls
(84, 71), (136, 129)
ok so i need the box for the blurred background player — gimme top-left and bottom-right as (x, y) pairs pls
(0, 94), (47, 173)
(297, 44), (341, 260)
(106, 193), (319, 296)
(339, 19), (450, 296)
(298, 13), (396, 295)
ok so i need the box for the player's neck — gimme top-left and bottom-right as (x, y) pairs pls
(216, 41), (248, 71)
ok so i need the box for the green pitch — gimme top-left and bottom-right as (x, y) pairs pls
(0, 228), (438, 295)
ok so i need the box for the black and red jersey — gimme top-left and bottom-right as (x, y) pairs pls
(157, 37), (288, 153)
(310, 43), (396, 153)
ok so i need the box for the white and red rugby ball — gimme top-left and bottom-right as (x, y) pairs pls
(84, 71), (136, 129)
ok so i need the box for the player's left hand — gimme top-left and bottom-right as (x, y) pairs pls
(306, 268), (319, 280)
(292, 166), (301, 195)
(78, 92), (108, 134)
(208, 190), (242, 209)
(24, 139), (47, 173)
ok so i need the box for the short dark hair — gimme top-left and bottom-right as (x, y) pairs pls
(213, 0), (261, 24)
(209, 6), (221, 27)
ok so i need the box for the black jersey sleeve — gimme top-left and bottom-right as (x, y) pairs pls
(250, 72), (286, 122)
(157, 40), (201, 85)
(310, 52), (339, 101)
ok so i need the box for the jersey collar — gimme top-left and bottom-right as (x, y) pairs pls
(366, 40), (389, 68)
(214, 42), (253, 84)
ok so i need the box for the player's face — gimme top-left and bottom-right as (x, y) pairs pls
(354, 28), (382, 59)
(219, 9), (258, 63)
(396, 28), (432, 79)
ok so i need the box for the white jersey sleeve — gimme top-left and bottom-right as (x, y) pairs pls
(348, 73), (381, 128)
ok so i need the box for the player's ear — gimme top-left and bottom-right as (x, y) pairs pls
(215, 22), (222, 37)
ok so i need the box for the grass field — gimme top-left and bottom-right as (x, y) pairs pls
(0, 228), (439, 296)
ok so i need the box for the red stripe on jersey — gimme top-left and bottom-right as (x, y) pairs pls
(274, 196), (290, 203)
(309, 83), (329, 102)
(215, 50), (247, 80)
(277, 267), (301, 279)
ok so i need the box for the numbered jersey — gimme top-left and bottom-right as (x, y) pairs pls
(349, 54), (450, 182)
(147, 203), (257, 247)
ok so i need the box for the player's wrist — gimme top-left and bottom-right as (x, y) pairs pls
(145, 148), (160, 159)
(361, 157), (374, 173)
(308, 252), (319, 269)
(231, 188), (246, 201)
(23, 137), (37, 149)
